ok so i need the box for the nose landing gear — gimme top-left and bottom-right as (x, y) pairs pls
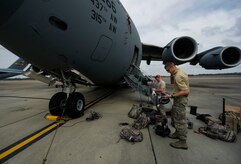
(49, 92), (85, 118)
(65, 92), (85, 118)
(48, 70), (85, 119)
(49, 92), (67, 116)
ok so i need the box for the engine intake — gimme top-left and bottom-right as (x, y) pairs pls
(162, 36), (198, 65)
(199, 47), (241, 69)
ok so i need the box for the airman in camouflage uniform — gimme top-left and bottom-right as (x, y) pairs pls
(164, 62), (189, 150)
(151, 74), (166, 119)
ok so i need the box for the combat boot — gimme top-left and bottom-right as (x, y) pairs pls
(168, 131), (179, 139)
(170, 140), (188, 150)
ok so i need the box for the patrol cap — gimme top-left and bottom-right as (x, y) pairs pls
(155, 74), (161, 78)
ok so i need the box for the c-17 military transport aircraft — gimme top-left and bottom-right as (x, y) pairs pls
(0, 0), (240, 118)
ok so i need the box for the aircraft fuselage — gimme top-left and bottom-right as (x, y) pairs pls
(0, 0), (142, 85)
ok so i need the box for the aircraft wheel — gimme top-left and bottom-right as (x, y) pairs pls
(49, 92), (67, 116)
(65, 92), (85, 118)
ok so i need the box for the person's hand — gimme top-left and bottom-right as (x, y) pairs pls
(164, 93), (172, 99)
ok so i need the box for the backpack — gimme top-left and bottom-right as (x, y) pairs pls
(140, 103), (155, 113)
(199, 121), (236, 142)
(131, 113), (150, 129)
(128, 104), (142, 119)
(120, 126), (143, 142)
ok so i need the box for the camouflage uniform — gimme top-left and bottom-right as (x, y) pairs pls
(172, 97), (188, 140)
(171, 68), (189, 141)
(151, 80), (166, 118)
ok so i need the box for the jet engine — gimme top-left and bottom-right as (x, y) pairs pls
(198, 47), (241, 69)
(162, 36), (198, 65)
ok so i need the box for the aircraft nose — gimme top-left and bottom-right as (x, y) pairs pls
(0, 0), (24, 26)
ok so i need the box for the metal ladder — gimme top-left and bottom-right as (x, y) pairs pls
(124, 64), (152, 97)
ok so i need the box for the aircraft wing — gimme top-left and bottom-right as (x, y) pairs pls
(0, 68), (24, 74)
(142, 36), (241, 69)
(0, 58), (29, 79)
(142, 44), (164, 65)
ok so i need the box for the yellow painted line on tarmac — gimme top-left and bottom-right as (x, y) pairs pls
(0, 122), (60, 160)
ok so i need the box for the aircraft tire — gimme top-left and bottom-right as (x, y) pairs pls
(49, 92), (67, 116)
(65, 92), (85, 118)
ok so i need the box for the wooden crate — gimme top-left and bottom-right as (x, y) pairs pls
(225, 105), (240, 119)
(226, 116), (238, 134)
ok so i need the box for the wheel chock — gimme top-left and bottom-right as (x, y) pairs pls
(44, 114), (60, 121)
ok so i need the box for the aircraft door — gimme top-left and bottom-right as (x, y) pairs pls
(128, 46), (139, 73)
(91, 35), (112, 62)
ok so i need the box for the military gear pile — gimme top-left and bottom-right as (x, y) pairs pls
(131, 113), (151, 130)
(120, 103), (156, 143)
(219, 111), (241, 134)
(121, 103), (163, 143)
(120, 127), (143, 142)
(199, 121), (236, 142)
(128, 104), (142, 119)
(86, 110), (102, 121)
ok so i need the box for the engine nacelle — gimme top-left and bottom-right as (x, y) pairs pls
(162, 36), (198, 65)
(199, 47), (241, 69)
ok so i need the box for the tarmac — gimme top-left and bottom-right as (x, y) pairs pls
(0, 75), (241, 164)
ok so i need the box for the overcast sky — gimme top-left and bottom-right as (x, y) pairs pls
(122, 0), (241, 76)
(1, 0), (241, 76)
